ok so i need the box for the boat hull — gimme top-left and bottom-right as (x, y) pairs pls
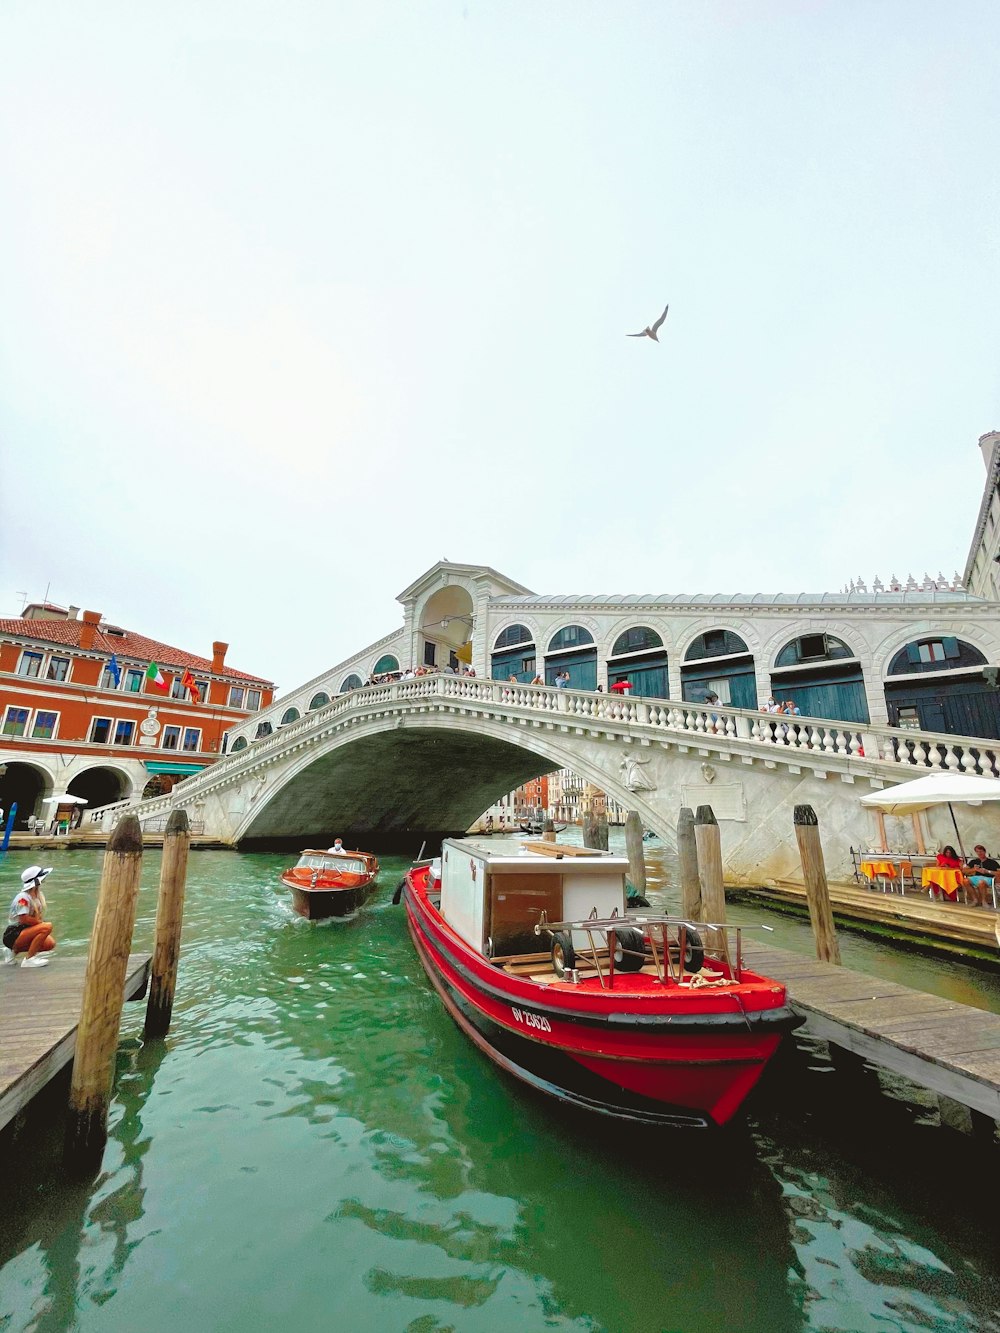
(404, 873), (800, 1127)
(287, 881), (372, 920)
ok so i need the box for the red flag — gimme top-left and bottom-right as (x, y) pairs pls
(181, 668), (200, 703)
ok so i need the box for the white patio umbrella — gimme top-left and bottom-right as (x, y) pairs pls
(860, 772), (1000, 857)
(41, 794), (89, 805)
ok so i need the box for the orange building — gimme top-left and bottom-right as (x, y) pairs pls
(0, 601), (275, 827)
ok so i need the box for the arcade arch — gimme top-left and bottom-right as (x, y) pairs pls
(545, 625), (597, 690)
(606, 626), (668, 698)
(681, 629), (756, 709)
(771, 632), (868, 724)
(884, 636), (999, 737)
(491, 624), (536, 683)
(0, 761), (51, 827)
(67, 766), (130, 811)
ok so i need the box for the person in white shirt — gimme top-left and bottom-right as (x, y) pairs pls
(327, 839), (346, 855)
(4, 866), (56, 967)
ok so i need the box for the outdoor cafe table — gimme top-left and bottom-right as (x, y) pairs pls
(921, 866), (964, 902)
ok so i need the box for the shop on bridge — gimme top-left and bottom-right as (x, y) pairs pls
(769, 633), (870, 724)
(606, 625), (669, 697)
(884, 636), (1000, 738)
(544, 625), (597, 690)
(681, 630), (757, 709)
(491, 624), (536, 683)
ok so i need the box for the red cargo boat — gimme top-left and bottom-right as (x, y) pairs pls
(281, 848), (379, 920)
(403, 838), (801, 1127)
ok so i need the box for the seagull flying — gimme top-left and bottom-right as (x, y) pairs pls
(627, 305), (669, 341)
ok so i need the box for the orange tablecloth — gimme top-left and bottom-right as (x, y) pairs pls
(861, 860), (897, 879)
(921, 866), (963, 900)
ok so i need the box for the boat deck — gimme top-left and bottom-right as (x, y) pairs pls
(499, 951), (779, 996)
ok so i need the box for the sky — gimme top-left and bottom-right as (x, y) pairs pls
(2, 1), (998, 695)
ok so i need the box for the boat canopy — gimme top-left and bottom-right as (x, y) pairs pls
(296, 853), (366, 875)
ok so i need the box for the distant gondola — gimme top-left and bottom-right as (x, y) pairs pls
(520, 821), (568, 836)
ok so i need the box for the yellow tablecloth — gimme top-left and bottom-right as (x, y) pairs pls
(861, 860), (897, 879)
(921, 866), (963, 900)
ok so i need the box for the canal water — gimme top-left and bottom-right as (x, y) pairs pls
(2, 842), (999, 1332)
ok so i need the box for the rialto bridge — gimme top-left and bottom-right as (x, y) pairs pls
(88, 674), (1000, 887)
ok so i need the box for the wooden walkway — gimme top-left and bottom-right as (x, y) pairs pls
(745, 940), (1000, 1126)
(734, 880), (1000, 955)
(0, 953), (151, 1132)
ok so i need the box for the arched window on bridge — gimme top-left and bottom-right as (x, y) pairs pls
(681, 630), (756, 709)
(309, 691), (330, 710)
(255, 721), (273, 739)
(372, 654), (399, 676)
(607, 626), (668, 698)
(491, 624), (535, 683)
(279, 707), (300, 726)
(884, 637), (998, 737)
(545, 625), (596, 691)
(231, 736), (248, 752)
(771, 633), (868, 724)
(340, 674), (363, 692)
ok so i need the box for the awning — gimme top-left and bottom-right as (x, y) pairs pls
(143, 761), (208, 775)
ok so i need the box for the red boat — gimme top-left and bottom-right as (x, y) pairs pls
(403, 838), (801, 1127)
(281, 848), (379, 920)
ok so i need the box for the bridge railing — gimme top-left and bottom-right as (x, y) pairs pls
(83, 674), (1000, 828)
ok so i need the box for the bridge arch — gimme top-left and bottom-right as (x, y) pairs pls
(544, 623), (598, 690)
(680, 627), (757, 709)
(769, 629), (869, 723)
(417, 583), (476, 671)
(491, 622), (537, 683)
(230, 712), (660, 848)
(308, 692), (331, 710)
(606, 625), (669, 698)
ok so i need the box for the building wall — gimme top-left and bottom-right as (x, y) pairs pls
(965, 431), (1000, 600)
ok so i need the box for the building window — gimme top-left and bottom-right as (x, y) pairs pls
(193, 680), (208, 702)
(90, 717), (112, 743)
(340, 674), (363, 691)
(611, 626), (663, 657)
(494, 624), (533, 650)
(32, 711), (58, 739)
(17, 651), (43, 678)
(170, 677), (187, 700)
(548, 625), (595, 652)
(182, 728), (200, 752)
(2, 707), (29, 737)
(114, 720), (136, 745)
(896, 707), (921, 731)
(918, 641), (947, 664)
(255, 721), (273, 739)
(372, 655), (399, 675)
(231, 736), (248, 753)
(46, 656), (70, 682)
(246, 689), (262, 711)
(309, 692), (331, 710)
(125, 669), (144, 693)
(101, 664), (120, 689)
(279, 708), (300, 726)
(162, 725), (181, 750)
(228, 686), (245, 708)
(424, 640), (437, 667)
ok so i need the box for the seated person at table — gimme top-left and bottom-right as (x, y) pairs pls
(936, 845), (963, 869)
(964, 844), (998, 908)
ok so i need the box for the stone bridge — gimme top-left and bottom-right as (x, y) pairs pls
(87, 675), (1000, 885)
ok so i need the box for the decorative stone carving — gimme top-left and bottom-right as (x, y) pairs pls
(139, 708), (161, 747)
(701, 763), (716, 784)
(619, 753), (655, 792)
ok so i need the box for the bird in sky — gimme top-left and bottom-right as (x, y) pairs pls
(627, 305), (669, 341)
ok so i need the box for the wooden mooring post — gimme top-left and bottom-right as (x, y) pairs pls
(677, 807), (701, 921)
(793, 803), (841, 966)
(694, 806), (725, 949)
(624, 811), (646, 897)
(582, 784), (609, 851)
(144, 808), (191, 1039)
(65, 814), (144, 1170)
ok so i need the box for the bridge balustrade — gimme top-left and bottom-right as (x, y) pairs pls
(83, 674), (1000, 830)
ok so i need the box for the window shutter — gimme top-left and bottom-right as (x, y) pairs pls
(905, 643), (920, 665)
(942, 637), (960, 660)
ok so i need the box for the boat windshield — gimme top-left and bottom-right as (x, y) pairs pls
(297, 854), (366, 875)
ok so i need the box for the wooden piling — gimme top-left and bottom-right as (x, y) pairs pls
(582, 784), (609, 851)
(677, 807), (702, 922)
(794, 803), (842, 966)
(624, 811), (646, 896)
(65, 814), (144, 1169)
(694, 806), (725, 947)
(542, 819), (557, 844)
(144, 808), (191, 1039)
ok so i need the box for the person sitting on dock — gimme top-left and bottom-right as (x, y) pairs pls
(964, 844), (998, 908)
(4, 866), (56, 968)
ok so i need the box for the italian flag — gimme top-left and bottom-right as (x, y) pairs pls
(146, 662), (168, 692)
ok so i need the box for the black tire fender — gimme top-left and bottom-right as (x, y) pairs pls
(551, 931), (576, 979)
(391, 877), (406, 906)
(613, 926), (646, 972)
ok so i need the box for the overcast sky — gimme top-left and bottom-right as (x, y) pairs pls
(2, 1), (998, 695)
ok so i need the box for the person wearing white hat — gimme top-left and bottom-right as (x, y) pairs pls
(3, 866), (56, 967)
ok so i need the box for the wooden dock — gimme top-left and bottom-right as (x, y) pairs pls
(733, 880), (1000, 957)
(0, 953), (151, 1132)
(746, 940), (1000, 1130)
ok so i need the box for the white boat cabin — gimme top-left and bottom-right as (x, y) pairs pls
(437, 837), (630, 958)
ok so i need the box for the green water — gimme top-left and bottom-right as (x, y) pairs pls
(2, 844), (999, 1332)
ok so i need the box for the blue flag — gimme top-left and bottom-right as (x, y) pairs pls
(108, 654), (121, 687)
